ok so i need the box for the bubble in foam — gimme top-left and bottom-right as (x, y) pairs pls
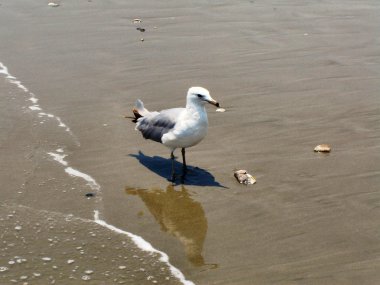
(81, 275), (91, 281)
(16, 258), (27, 264)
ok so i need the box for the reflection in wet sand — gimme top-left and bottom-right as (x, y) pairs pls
(126, 185), (209, 267)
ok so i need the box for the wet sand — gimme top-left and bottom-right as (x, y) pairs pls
(1, 0), (380, 284)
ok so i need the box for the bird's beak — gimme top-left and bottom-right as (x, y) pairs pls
(207, 99), (220, 108)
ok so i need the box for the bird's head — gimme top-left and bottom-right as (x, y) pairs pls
(187, 87), (220, 108)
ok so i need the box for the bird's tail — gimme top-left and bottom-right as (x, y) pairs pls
(130, 99), (150, 123)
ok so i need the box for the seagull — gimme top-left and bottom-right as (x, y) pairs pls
(131, 87), (220, 182)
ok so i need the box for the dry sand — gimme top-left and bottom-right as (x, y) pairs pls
(1, 0), (380, 284)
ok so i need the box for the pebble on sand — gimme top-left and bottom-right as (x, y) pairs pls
(314, 144), (331, 153)
(216, 108), (226, 112)
(234, 170), (256, 185)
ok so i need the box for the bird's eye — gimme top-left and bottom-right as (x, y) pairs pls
(197, 94), (203, 98)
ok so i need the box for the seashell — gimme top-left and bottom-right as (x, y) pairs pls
(234, 170), (256, 185)
(216, 108), (226, 112)
(314, 144), (331, 153)
(132, 19), (142, 24)
(48, 2), (59, 7)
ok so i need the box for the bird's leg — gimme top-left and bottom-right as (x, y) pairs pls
(181, 148), (187, 182)
(170, 150), (176, 182)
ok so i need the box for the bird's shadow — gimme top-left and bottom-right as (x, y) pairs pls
(129, 151), (226, 187)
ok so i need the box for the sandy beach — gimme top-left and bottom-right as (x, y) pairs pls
(1, 0), (380, 284)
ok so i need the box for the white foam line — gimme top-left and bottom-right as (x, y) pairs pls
(0, 63), (29, 93)
(65, 167), (100, 191)
(94, 210), (195, 285)
(47, 152), (68, 166)
(0, 61), (78, 143)
(55, 116), (72, 133)
(38, 112), (54, 118)
(47, 151), (100, 191)
(0, 62), (28, 93)
(8, 78), (29, 93)
(29, 105), (42, 111)
(29, 95), (39, 104)
(0, 62), (8, 75)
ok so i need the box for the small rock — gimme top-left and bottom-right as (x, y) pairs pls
(234, 170), (256, 185)
(136, 27), (146, 32)
(216, 108), (226, 112)
(48, 2), (59, 7)
(132, 19), (142, 24)
(85, 192), (95, 198)
(314, 144), (331, 153)
(140, 38), (144, 42)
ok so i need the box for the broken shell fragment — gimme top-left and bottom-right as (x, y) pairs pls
(132, 19), (142, 24)
(48, 2), (59, 7)
(234, 170), (256, 185)
(216, 108), (226, 112)
(314, 144), (331, 153)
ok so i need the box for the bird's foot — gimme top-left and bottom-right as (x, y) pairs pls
(169, 173), (176, 184)
(180, 168), (187, 184)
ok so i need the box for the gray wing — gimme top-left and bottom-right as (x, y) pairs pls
(136, 108), (184, 143)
